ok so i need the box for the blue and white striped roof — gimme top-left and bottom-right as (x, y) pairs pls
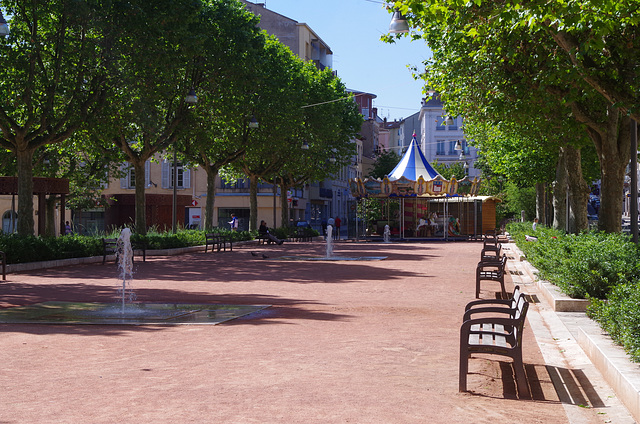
(387, 135), (440, 181)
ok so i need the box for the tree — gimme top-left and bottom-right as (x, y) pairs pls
(156, 0), (265, 232)
(90, 0), (261, 234)
(431, 160), (467, 181)
(273, 64), (361, 227)
(228, 38), (309, 231)
(385, 0), (632, 232)
(0, 0), (111, 235)
(367, 150), (401, 179)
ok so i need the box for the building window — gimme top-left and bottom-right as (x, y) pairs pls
(448, 117), (458, 130)
(436, 140), (445, 155)
(120, 161), (150, 189)
(162, 160), (190, 189)
(448, 140), (458, 155)
(220, 178), (249, 189)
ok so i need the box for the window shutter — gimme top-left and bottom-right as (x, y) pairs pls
(161, 160), (169, 188)
(145, 161), (150, 186)
(183, 168), (190, 189)
(120, 164), (128, 189)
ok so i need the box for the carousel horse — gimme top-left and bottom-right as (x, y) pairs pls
(448, 216), (461, 236)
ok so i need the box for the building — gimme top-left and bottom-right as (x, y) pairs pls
(419, 94), (480, 179)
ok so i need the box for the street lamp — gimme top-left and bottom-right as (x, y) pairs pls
(249, 115), (259, 129)
(172, 88), (198, 233)
(444, 116), (455, 126)
(388, 9), (409, 34)
(0, 11), (9, 37)
(185, 88), (198, 104)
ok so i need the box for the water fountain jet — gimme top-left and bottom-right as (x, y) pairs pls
(326, 225), (334, 258)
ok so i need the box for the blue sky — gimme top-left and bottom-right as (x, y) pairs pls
(260, 0), (431, 121)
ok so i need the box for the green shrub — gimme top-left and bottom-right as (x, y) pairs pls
(0, 227), (255, 264)
(506, 223), (640, 299)
(588, 282), (640, 362)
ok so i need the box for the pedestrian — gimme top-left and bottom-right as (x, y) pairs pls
(532, 217), (538, 231)
(228, 214), (238, 231)
(65, 221), (72, 235)
(334, 216), (341, 239)
(259, 220), (283, 245)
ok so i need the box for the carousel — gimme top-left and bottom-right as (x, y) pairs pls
(350, 136), (499, 241)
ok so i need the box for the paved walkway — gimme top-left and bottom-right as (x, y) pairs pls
(0, 241), (634, 423)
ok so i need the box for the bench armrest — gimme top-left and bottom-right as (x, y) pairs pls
(463, 306), (517, 321)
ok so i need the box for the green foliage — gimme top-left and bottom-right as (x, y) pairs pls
(588, 282), (640, 362)
(431, 160), (467, 180)
(368, 150), (401, 179)
(0, 228), (256, 264)
(507, 222), (640, 299)
(267, 226), (318, 240)
(0, 234), (103, 264)
(503, 182), (536, 222)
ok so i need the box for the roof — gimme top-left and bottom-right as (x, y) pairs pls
(387, 135), (440, 181)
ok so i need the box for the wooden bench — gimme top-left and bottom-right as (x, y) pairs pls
(464, 285), (523, 320)
(102, 238), (146, 264)
(102, 238), (118, 264)
(290, 228), (311, 242)
(481, 231), (502, 261)
(476, 254), (508, 298)
(460, 293), (530, 397)
(480, 244), (501, 262)
(205, 233), (232, 252)
(256, 234), (279, 245)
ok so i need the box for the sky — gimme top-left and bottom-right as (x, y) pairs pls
(258, 0), (432, 121)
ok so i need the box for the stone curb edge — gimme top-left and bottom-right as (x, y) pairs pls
(509, 242), (640, 422)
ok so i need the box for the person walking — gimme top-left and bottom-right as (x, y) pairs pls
(228, 214), (238, 231)
(334, 216), (341, 240)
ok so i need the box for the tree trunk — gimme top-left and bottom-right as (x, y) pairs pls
(249, 175), (258, 231)
(45, 196), (57, 237)
(552, 148), (567, 231)
(535, 182), (546, 225)
(16, 148), (36, 236)
(565, 145), (590, 233)
(593, 113), (630, 233)
(133, 160), (147, 235)
(204, 167), (218, 231)
(280, 181), (290, 228)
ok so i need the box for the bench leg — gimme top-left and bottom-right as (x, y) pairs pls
(475, 270), (481, 298)
(459, 346), (469, 392)
(513, 354), (530, 398)
(499, 278), (507, 299)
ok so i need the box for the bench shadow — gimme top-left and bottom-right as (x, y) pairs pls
(466, 359), (606, 407)
(545, 365), (605, 407)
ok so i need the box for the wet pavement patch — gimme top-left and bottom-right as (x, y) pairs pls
(0, 302), (270, 325)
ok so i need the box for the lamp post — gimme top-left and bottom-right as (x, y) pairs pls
(172, 88), (198, 233)
(631, 119), (638, 244)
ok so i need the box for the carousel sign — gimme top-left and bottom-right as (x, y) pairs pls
(350, 175), (481, 198)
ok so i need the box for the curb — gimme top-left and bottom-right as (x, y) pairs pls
(508, 244), (640, 423)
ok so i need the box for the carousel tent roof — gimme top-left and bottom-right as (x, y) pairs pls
(387, 135), (440, 181)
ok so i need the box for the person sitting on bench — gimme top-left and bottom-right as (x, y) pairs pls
(259, 220), (283, 245)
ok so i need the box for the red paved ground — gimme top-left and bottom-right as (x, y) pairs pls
(0, 241), (590, 423)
